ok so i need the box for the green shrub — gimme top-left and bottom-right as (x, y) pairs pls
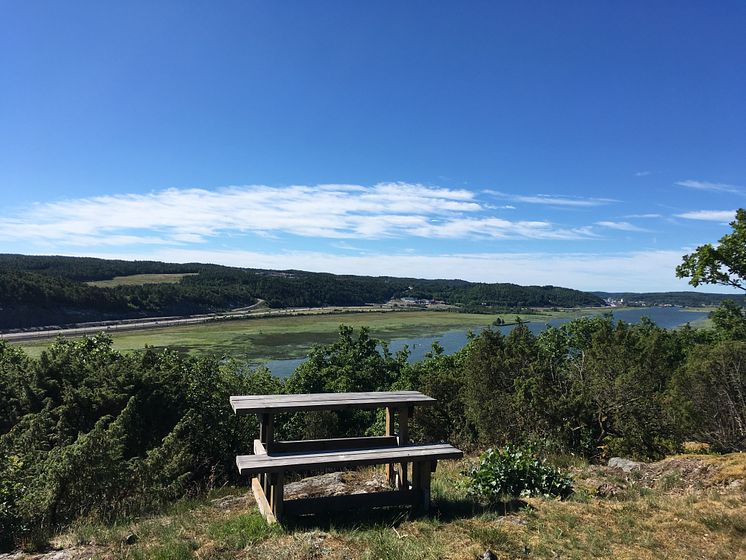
(0, 335), (283, 549)
(0, 454), (25, 549)
(467, 445), (573, 501)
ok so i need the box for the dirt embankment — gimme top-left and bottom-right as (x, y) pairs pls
(580, 453), (746, 498)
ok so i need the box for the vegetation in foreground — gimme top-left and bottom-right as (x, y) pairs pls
(38, 454), (746, 559)
(2, 307), (745, 552)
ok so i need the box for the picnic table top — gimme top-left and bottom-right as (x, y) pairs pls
(230, 390), (436, 414)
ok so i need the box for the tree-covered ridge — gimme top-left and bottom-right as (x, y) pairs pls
(0, 254), (604, 329)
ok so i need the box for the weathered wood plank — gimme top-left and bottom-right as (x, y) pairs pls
(236, 444), (463, 475)
(283, 489), (422, 516)
(417, 461), (432, 513)
(385, 407), (396, 485)
(251, 477), (277, 524)
(398, 406), (409, 490)
(254, 439), (267, 455)
(272, 436), (398, 453)
(259, 413), (274, 453)
(271, 471), (284, 522)
(230, 391), (436, 414)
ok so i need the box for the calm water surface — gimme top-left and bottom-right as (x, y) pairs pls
(261, 307), (709, 378)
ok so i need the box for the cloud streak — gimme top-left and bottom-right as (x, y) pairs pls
(675, 180), (744, 195)
(675, 210), (736, 222)
(485, 190), (617, 207)
(0, 182), (598, 246)
(595, 221), (650, 232)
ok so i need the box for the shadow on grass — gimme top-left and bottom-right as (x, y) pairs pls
(283, 505), (412, 531)
(281, 496), (528, 531)
(432, 496), (529, 522)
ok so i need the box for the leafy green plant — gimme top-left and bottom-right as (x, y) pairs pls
(467, 445), (573, 501)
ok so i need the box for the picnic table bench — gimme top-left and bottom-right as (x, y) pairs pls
(230, 391), (463, 523)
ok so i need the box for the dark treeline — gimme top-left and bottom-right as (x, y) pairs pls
(0, 254), (203, 281)
(2, 307), (746, 549)
(0, 254), (603, 329)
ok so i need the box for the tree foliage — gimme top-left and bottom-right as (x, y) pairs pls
(671, 341), (746, 451)
(0, 335), (281, 547)
(676, 208), (746, 291)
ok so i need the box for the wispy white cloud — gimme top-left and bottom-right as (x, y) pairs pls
(595, 221), (650, 232)
(624, 213), (661, 219)
(485, 190), (617, 207)
(635, 171), (652, 177)
(675, 180), (744, 195)
(70, 247), (713, 292)
(0, 182), (597, 246)
(675, 210), (736, 222)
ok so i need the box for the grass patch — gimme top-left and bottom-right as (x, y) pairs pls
(357, 526), (443, 560)
(468, 524), (525, 556)
(700, 512), (746, 535)
(86, 273), (198, 287)
(207, 513), (280, 549)
(131, 541), (197, 560)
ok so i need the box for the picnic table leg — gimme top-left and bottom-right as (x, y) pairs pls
(398, 406), (409, 490)
(385, 406), (396, 486)
(259, 413), (274, 497)
(411, 459), (422, 510)
(418, 461), (432, 512)
(270, 471), (284, 523)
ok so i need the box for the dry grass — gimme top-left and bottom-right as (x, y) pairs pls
(697, 453), (746, 482)
(37, 455), (746, 560)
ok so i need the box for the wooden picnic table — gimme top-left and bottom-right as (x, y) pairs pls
(230, 390), (462, 523)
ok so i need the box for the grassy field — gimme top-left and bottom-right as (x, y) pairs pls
(42, 453), (746, 560)
(86, 273), (198, 287)
(17, 310), (542, 360)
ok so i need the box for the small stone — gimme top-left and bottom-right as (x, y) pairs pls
(727, 480), (743, 491)
(608, 457), (643, 473)
(36, 553), (72, 560)
(211, 494), (249, 510)
(481, 550), (497, 560)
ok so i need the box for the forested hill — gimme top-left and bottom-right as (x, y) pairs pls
(0, 254), (604, 329)
(594, 291), (746, 307)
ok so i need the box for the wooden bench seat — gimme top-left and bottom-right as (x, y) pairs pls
(236, 443), (462, 475)
(239, 443), (463, 522)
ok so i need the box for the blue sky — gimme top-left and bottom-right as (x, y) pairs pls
(1, 1), (744, 291)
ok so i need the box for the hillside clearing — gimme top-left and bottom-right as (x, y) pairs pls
(85, 273), (199, 287)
